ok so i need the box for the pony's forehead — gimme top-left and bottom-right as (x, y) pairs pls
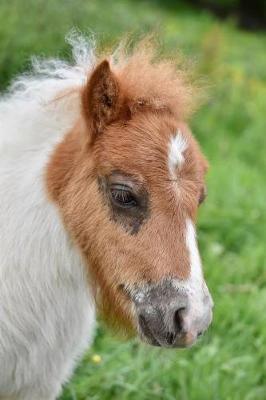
(94, 114), (206, 184)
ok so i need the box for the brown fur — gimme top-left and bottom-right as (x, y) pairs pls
(46, 39), (208, 334)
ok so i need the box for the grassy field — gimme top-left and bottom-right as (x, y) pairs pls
(0, 1), (265, 399)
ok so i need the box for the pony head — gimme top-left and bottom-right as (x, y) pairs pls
(47, 38), (213, 348)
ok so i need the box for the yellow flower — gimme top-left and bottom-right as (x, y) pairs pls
(91, 354), (102, 364)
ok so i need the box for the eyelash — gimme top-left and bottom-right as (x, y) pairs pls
(110, 186), (137, 208)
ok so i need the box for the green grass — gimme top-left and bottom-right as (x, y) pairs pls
(1, 1), (265, 399)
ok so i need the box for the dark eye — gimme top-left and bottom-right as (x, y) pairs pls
(199, 186), (207, 205)
(110, 185), (137, 208)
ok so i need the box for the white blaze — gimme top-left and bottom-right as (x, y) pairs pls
(167, 132), (213, 338)
(168, 130), (187, 177)
(185, 218), (203, 286)
(182, 218), (213, 334)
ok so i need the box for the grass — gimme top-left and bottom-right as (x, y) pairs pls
(0, 1), (265, 399)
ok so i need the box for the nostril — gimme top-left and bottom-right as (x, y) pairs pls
(174, 307), (185, 334)
(166, 331), (175, 345)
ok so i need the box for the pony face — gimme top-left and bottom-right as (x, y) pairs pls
(91, 114), (212, 348)
(47, 54), (213, 348)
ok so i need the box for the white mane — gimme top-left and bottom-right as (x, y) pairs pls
(3, 32), (96, 103)
(0, 33), (96, 150)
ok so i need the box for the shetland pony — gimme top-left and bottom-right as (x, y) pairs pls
(0, 35), (213, 399)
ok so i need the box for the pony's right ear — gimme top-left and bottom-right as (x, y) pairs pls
(82, 60), (122, 142)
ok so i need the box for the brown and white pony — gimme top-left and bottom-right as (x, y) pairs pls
(0, 35), (213, 400)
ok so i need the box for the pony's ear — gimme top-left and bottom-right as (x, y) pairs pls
(82, 60), (122, 140)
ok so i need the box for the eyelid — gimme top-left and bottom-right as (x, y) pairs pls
(110, 183), (133, 191)
(109, 171), (143, 191)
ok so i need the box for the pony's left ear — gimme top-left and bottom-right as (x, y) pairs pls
(82, 60), (122, 141)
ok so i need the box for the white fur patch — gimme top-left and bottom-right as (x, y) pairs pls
(168, 130), (187, 177)
(0, 33), (96, 399)
(172, 218), (212, 335)
(182, 219), (212, 332)
(185, 218), (203, 284)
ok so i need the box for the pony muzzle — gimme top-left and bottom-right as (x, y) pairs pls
(132, 281), (213, 348)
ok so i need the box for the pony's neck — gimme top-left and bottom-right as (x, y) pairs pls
(0, 125), (85, 283)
